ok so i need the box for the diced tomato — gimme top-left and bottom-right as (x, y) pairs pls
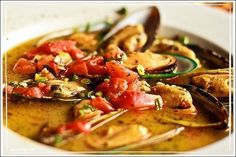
(46, 61), (61, 76)
(69, 49), (84, 59)
(96, 81), (110, 94)
(66, 120), (91, 133)
(86, 56), (108, 75)
(106, 60), (138, 83)
(88, 56), (105, 65)
(43, 86), (51, 95)
(26, 48), (39, 59)
(113, 91), (158, 110)
(37, 83), (51, 95)
(12, 87), (28, 95)
(127, 79), (141, 91)
(109, 78), (128, 94)
(56, 125), (67, 133)
(12, 87), (44, 98)
(67, 56), (107, 77)
(104, 47), (125, 61)
(66, 60), (88, 76)
(96, 77), (128, 100)
(25, 87), (44, 98)
(26, 40), (78, 59)
(91, 97), (114, 113)
(57, 120), (91, 134)
(37, 82), (46, 88)
(13, 58), (36, 75)
(6, 85), (14, 94)
(37, 55), (61, 77)
(38, 40), (77, 55)
(36, 55), (55, 71)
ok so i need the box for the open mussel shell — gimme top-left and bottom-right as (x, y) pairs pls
(179, 84), (228, 129)
(36, 21), (111, 47)
(141, 54), (198, 79)
(219, 97), (233, 112)
(170, 53), (198, 74)
(101, 6), (160, 51)
(186, 44), (231, 68)
(42, 96), (82, 102)
(107, 126), (185, 153)
(8, 94), (82, 103)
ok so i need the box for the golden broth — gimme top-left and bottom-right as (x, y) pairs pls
(3, 37), (229, 153)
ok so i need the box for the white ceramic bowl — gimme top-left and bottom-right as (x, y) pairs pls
(1, 2), (234, 155)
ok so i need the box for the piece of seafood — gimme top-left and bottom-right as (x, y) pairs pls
(69, 32), (99, 52)
(167, 68), (232, 99)
(106, 24), (147, 52)
(123, 51), (176, 73)
(151, 82), (197, 115)
(186, 44), (230, 68)
(151, 83), (228, 128)
(73, 99), (103, 120)
(191, 73), (230, 98)
(48, 80), (86, 98)
(85, 124), (151, 150)
(101, 7), (160, 51)
(149, 38), (200, 65)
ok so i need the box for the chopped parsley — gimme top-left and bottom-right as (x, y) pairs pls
(178, 36), (190, 45)
(85, 22), (91, 33)
(155, 95), (163, 110)
(116, 7), (128, 16)
(35, 73), (47, 83)
(79, 104), (96, 116)
(54, 134), (63, 145)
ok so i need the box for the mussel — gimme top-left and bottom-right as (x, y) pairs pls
(141, 53), (198, 79)
(5, 79), (87, 103)
(85, 124), (151, 150)
(160, 83), (229, 129)
(149, 38), (200, 65)
(101, 6), (160, 51)
(186, 44), (230, 68)
(38, 109), (127, 146)
(123, 51), (176, 73)
(191, 73), (231, 98)
(165, 68), (232, 98)
(107, 126), (185, 153)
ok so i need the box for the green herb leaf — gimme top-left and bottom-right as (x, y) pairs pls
(116, 7), (128, 16)
(83, 104), (96, 112)
(35, 73), (47, 83)
(54, 134), (63, 145)
(81, 78), (91, 84)
(95, 91), (103, 97)
(73, 27), (80, 33)
(79, 109), (86, 116)
(85, 22), (91, 33)
(71, 74), (79, 81)
(178, 36), (190, 45)
(155, 95), (163, 110)
(87, 91), (94, 98)
(78, 104), (96, 116)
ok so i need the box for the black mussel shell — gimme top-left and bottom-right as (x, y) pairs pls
(187, 44), (231, 68)
(179, 84), (228, 129)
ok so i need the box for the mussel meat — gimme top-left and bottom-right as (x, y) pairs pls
(101, 6), (160, 51)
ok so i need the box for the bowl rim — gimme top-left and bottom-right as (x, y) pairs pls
(1, 4), (234, 155)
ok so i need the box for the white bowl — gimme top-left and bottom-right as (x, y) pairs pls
(1, 2), (234, 155)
